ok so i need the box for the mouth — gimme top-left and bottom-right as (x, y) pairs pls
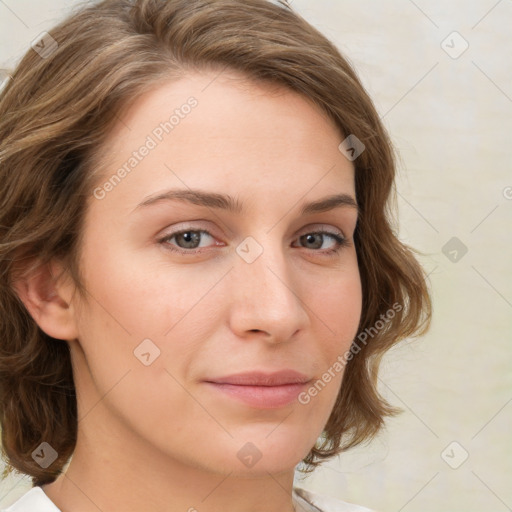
(203, 370), (312, 409)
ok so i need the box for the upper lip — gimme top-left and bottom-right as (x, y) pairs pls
(205, 370), (311, 386)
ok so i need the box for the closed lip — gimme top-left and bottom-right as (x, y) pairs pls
(204, 370), (311, 386)
(204, 370), (312, 409)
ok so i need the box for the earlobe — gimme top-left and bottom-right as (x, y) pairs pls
(12, 260), (79, 341)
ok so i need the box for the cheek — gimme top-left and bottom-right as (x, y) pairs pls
(71, 252), (216, 450)
(295, 262), (362, 415)
(323, 275), (362, 326)
(78, 236), (224, 337)
(313, 261), (363, 349)
(72, 243), (228, 405)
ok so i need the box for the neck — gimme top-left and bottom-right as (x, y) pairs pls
(42, 420), (298, 512)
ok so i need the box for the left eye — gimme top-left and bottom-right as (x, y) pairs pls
(293, 231), (345, 251)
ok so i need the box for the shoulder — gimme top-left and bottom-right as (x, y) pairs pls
(293, 486), (378, 512)
(0, 486), (61, 512)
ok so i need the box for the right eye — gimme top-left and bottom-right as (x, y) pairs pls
(158, 228), (222, 254)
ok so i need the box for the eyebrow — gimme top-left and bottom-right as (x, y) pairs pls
(132, 188), (359, 216)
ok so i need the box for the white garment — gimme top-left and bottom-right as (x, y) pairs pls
(293, 487), (376, 512)
(1, 485), (376, 512)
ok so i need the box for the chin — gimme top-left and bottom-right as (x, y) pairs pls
(213, 433), (315, 477)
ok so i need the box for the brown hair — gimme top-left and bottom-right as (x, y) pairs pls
(0, 0), (431, 486)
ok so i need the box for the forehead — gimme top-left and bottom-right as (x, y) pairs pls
(88, 69), (355, 214)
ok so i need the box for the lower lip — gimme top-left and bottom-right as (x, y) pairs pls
(205, 382), (308, 409)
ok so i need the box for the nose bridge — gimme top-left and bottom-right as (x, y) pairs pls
(228, 234), (309, 340)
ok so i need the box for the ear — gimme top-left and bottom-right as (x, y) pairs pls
(12, 259), (79, 341)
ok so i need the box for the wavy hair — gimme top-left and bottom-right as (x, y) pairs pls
(0, 0), (432, 486)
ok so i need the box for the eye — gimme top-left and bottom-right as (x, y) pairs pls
(293, 230), (349, 255)
(159, 229), (219, 253)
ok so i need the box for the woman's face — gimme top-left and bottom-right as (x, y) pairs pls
(67, 69), (362, 476)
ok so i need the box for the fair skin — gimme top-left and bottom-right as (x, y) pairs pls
(16, 69), (362, 512)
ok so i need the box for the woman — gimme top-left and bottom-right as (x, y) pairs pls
(0, 0), (431, 511)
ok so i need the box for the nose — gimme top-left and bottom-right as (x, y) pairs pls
(227, 237), (310, 343)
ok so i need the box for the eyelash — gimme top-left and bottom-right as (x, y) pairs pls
(158, 227), (350, 256)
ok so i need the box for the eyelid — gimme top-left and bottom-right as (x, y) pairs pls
(158, 220), (221, 237)
(297, 223), (346, 238)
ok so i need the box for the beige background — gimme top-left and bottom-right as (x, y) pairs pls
(1, 1), (511, 511)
